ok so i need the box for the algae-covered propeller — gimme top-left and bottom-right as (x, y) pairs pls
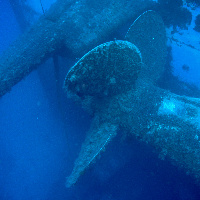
(65, 10), (200, 188)
(64, 10), (168, 187)
(64, 40), (142, 187)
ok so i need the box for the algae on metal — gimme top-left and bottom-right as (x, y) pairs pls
(65, 40), (142, 187)
(65, 10), (200, 188)
(65, 40), (142, 98)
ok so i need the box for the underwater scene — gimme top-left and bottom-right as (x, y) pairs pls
(1, 0), (200, 199)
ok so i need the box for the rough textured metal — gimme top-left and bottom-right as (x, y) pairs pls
(64, 40), (142, 98)
(66, 121), (118, 188)
(65, 10), (200, 188)
(65, 40), (142, 187)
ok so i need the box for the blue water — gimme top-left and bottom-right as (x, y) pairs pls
(0, 1), (200, 199)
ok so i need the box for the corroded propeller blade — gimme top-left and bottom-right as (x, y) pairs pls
(65, 40), (142, 187)
(64, 40), (142, 99)
(125, 10), (167, 82)
(66, 121), (118, 188)
(64, 11), (169, 188)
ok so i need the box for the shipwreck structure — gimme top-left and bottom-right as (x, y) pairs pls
(1, 0), (200, 189)
(64, 10), (200, 187)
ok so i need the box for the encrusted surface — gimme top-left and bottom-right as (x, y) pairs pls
(65, 40), (141, 98)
